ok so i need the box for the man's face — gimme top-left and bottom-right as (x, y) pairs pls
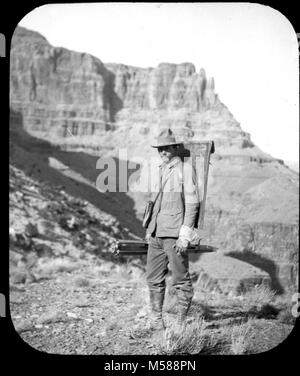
(158, 145), (177, 163)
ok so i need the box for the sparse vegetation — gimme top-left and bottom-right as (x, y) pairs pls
(74, 276), (91, 287)
(115, 262), (145, 281)
(36, 257), (79, 275)
(241, 284), (276, 310)
(157, 316), (212, 355)
(229, 319), (255, 354)
(10, 256), (295, 354)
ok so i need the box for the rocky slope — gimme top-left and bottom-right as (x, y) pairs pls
(9, 164), (136, 265)
(10, 164), (296, 355)
(9, 26), (298, 292)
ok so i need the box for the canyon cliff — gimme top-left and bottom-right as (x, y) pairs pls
(10, 26), (298, 293)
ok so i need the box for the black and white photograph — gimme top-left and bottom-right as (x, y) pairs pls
(8, 2), (299, 357)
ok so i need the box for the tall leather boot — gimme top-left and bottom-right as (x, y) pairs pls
(148, 290), (165, 330)
(176, 296), (192, 327)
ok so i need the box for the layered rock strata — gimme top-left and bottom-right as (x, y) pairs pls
(10, 26), (298, 293)
(10, 27), (261, 158)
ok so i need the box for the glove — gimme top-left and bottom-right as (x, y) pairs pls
(190, 231), (201, 245)
(173, 237), (189, 255)
(179, 225), (194, 242)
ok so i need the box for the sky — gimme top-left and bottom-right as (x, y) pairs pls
(18, 3), (299, 163)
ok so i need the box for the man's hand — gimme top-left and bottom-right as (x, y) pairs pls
(145, 233), (152, 244)
(173, 238), (189, 255)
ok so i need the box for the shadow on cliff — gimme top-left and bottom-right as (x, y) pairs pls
(9, 110), (145, 238)
(103, 67), (123, 124)
(226, 250), (285, 295)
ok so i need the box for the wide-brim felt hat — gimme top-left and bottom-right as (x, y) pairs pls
(151, 128), (181, 148)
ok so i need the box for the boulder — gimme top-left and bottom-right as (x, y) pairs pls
(11, 271), (28, 284)
(25, 222), (39, 237)
(33, 242), (53, 257)
(191, 251), (271, 295)
(15, 233), (33, 251)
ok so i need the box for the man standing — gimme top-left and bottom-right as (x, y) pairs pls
(145, 128), (200, 329)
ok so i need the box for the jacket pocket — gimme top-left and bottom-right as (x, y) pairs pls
(161, 208), (183, 215)
(158, 209), (184, 231)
